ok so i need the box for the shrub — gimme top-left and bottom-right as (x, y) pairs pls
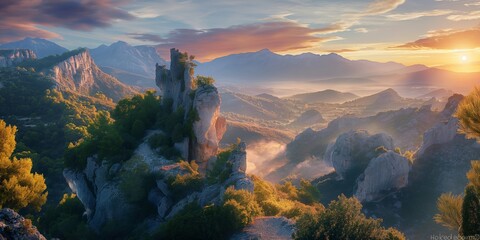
(434, 193), (463, 231)
(195, 76), (215, 88)
(294, 195), (406, 240)
(168, 161), (204, 200)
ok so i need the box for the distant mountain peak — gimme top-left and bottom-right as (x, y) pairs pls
(0, 38), (68, 58)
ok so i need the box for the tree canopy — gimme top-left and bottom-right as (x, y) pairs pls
(0, 120), (47, 212)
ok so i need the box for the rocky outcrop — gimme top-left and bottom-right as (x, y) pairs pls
(325, 130), (394, 179)
(0, 49), (36, 67)
(47, 49), (136, 101)
(0, 208), (46, 240)
(64, 48), (246, 232)
(156, 48), (226, 173)
(355, 151), (410, 202)
(416, 94), (463, 157)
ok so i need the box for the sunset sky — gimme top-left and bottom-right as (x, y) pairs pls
(1, 0), (480, 71)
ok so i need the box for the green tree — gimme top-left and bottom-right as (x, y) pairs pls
(434, 193), (463, 231)
(294, 194), (405, 240)
(461, 185), (480, 236)
(0, 120), (47, 211)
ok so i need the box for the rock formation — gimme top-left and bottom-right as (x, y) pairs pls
(0, 49), (36, 67)
(48, 49), (136, 101)
(355, 151), (410, 202)
(0, 208), (46, 240)
(325, 130), (394, 179)
(156, 48), (226, 173)
(64, 49), (249, 232)
(416, 94), (463, 156)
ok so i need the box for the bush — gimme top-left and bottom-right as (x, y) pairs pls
(195, 76), (215, 88)
(154, 187), (260, 240)
(168, 161), (204, 200)
(294, 194), (405, 240)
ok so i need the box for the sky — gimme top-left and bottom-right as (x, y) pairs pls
(1, 0), (480, 71)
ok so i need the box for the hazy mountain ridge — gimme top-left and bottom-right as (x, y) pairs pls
(90, 41), (167, 88)
(287, 89), (359, 104)
(0, 38), (68, 58)
(196, 49), (408, 82)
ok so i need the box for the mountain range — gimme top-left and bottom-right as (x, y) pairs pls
(89, 41), (167, 88)
(0, 38), (68, 58)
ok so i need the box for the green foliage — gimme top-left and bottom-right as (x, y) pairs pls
(148, 133), (180, 160)
(461, 185), (480, 236)
(154, 187), (260, 240)
(18, 48), (87, 71)
(38, 194), (96, 239)
(168, 160), (204, 200)
(294, 194), (405, 240)
(434, 193), (463, 231)
(297, 179), (321, 205)
(0, 120), (47, 212)
(65, 91), (162, 169)
(195, 75), (215, 88)
(207, 145), (235, 184)
(119, 158), (155, 203)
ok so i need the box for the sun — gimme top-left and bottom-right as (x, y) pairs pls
(461, 55), (468, 63)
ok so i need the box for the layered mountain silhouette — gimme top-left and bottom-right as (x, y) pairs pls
(0, 38), (68, 58)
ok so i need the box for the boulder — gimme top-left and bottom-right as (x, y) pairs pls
(0, 208), (45, 240)
(325, 130), (394, 179)
(355, 151), (410, 202)
(63, 169), (96, 219)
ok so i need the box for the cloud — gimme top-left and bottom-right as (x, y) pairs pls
(364, 0), (406, 15)
(0, 0), (133, 42)
(393, 28), (480, 50)
(387, 9), (453, 20)
(143, 21), (343, 61)
(465, 2), (480, 6)
(128, 33), (164, 42)
(355, 28), (369, 33)
(447, 11), (480, 21)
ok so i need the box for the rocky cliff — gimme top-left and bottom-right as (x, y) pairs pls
(313, 130), (411, 203)
(355, 151), (410, 202)
(48, 49), (136, 101)
(0, 49), (36, 67)
(63, 49), (248, 232)
(0, 208), (46, 240)
(156, 48), (226, 172)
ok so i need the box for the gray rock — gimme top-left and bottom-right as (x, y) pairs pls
(0, 208), (46, 240)
(89, 183), (133, 231)
(355, 151), (410, 202)
(156, 179), (171, 196)
(63, 169), (96, 219)
(326, 130), (394, 179)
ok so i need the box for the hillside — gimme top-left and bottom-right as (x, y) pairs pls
(0, 38), (68, 58)
(287, 89), (359, 103)
(19, 48), (137, 101)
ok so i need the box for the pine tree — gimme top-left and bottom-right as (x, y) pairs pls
(0, 120), (47, 211)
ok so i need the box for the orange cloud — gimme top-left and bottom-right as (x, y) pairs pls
(148, 22), (342, 61)
(393, 28), (480, 50)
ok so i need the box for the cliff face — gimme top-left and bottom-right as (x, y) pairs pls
(156, 48), (226, 172)
(48, 49), (136, 101)
(0, 49), (36, 67)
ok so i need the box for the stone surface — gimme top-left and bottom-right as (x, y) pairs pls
(48, 49), (136, 101)
(156, 48), (225, 174)
(0, 208), (46, 240)
(325, 130), (394, 179)
(355, 151), (410, 202)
